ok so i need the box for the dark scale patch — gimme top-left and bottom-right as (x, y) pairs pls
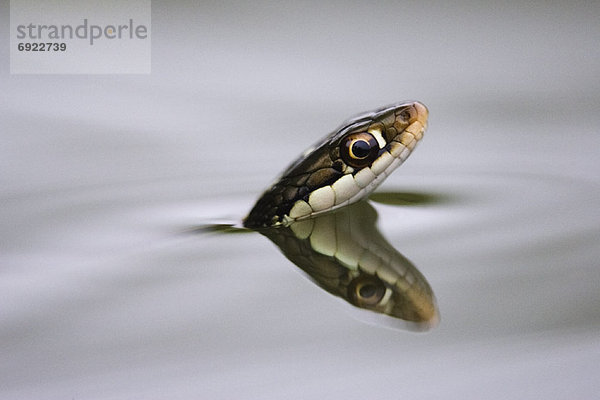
(283, 186), (299, 202)
(276, 203), (290, 219)
(290, 173), (309, 187)
(398, 109), (411, 122)
(244, 168), (342, 228)
(377, 146), (391, 157)
(306, 168), (340, 189)
(244, 183), (290, 227)
(297, 186), (309, 200)
(244, 140), (341, 228)
(329, 146), (341, 162)
(332, 160), (344, 172)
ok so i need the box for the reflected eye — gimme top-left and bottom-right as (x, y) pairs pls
(348, 275), (386, 307)
(340, 132), (379, 168)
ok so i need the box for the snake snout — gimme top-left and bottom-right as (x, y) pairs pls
(412, 101), (429, 123)
(397, 101), (428, 125)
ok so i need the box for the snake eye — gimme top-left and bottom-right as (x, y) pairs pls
(340, 132), (379, 168)
(348, 275), (386, 307)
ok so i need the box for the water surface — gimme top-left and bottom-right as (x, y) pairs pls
(1, 2), (600, 399)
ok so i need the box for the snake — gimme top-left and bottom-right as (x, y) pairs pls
(243, 101), (428, 228)
(259, 200), (438, 328)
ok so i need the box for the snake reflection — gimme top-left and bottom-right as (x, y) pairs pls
(256, 200), (438, 330)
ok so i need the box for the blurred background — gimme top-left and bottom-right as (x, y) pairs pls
(1, 1), (599, 399)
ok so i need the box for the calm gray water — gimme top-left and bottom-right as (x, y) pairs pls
(2, 2), (600, 399)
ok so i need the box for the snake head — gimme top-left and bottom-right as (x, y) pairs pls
(244, 101), (428, 228)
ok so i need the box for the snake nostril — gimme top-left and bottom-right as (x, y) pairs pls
(412, 101), (429, 120)
(399, 109), (412, 122)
